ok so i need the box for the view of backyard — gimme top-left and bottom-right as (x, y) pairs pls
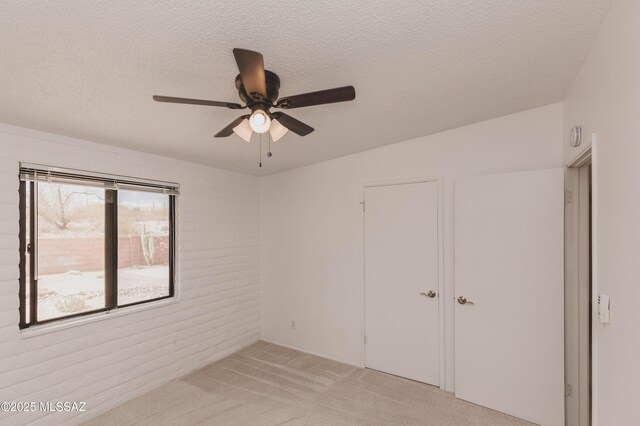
(28, 183), (170, 321)
(37, 266), (169, 320)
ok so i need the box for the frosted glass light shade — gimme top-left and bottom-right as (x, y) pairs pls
(249, 110), (271, 133)
(233, 118), (253, 142)
(269, 119), (288, 142)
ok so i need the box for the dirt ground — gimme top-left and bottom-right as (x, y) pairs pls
(34, 265), (170, 321)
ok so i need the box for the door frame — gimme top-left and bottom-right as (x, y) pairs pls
(565, 145), (596, 425)
(359, 175), (445, 390)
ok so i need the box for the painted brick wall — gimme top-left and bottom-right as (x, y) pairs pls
(0, 124), (260, 425)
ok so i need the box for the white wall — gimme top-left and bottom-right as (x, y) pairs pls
(260, 103), (564, 391)
(0, 124), (260, 425)
(563, 0), (640, 424)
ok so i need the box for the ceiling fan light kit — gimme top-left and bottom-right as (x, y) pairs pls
(153, 48), (355, 165)
(249, 109), (271, 133)
(233, 119), (253, 142)
(269, 119), (288, 142)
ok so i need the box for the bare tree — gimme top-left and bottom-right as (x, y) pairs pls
(39, 185), (103, 231)
(39, 186), (81, 230)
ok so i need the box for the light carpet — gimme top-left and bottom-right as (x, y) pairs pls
(86, 341), (534, 425)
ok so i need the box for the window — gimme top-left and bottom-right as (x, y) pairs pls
(19, 164), (178, 328)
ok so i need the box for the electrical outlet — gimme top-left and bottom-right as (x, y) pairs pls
(290, 320), (296, 330)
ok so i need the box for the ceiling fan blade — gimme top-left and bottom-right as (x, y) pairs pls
(271, 112), (314, 136)
(214, 115), (250, 138)
(233, 48), (267, 101)
(153, 95), (244, 109)
(275, 86), (355, 109)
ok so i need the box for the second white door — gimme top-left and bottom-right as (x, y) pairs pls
(364, 181), (440, 385)
(454, 169), (565, 426)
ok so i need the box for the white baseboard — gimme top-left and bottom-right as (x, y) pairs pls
(259, 338), (363, 368)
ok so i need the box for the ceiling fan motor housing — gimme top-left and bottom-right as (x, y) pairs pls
(235, 70), (280, 108)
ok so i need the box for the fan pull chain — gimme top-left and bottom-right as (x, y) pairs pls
(259, 133), (262, 168)
(267, 133), (273, 158)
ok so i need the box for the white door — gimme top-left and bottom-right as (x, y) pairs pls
(455, 169), (565, 426)
(364, 181), (440, 385)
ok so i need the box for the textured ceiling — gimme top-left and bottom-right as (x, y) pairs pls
(0, 1), (612, 175)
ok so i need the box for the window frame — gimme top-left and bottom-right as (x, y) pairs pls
(18, 167), (177, 329)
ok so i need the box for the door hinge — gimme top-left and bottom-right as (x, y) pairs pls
(565, 190), (572, 204)
(360, 201), (365, 212)
(565, 384), (573, 397)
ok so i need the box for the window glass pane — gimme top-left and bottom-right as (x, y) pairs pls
(37, 182), (106, 321)
(117, 191), (170, 306)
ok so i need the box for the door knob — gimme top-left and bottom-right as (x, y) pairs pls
(420, 291), (437, 298)
(457, 296), (474, 305)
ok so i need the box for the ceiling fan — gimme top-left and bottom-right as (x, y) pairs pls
(153, 48), (356, 144)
